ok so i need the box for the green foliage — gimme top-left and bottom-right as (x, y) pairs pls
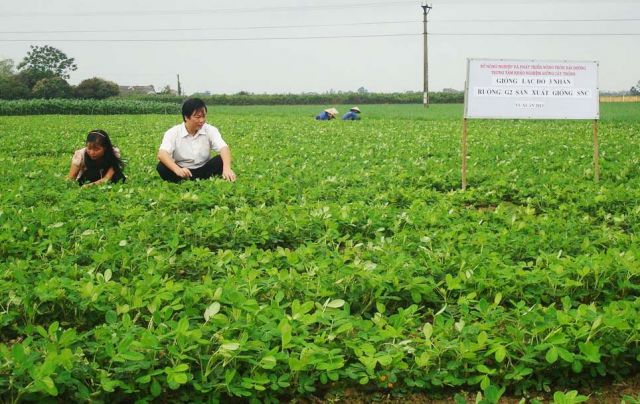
(0, 98), (180, 115)
(15, 68), (57, 91)
(128, 90), (465, 105)
(0, 105), (639, 401)
(31, 77), (73, 99)
(75, 77), (120, 99)
(17, 45), (77, 80)
(0, 75), (30, 100)
(0, 58), (15, 77)
(552, 390), (589, 404)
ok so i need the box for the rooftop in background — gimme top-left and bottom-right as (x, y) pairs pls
(118, 85), (156, 95)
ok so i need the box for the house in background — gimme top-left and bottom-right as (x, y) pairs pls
(118, 85), (156, 95)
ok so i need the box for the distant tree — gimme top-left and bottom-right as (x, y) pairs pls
(75, 77), (120, 99)
(31, 76), (73, 99)
(0, 58), (15, 77)
(0, 75), (30, 99)
(357, 87), (368, 94)
(17, 45), (77, 79)
(15, 68), (56, 90)
(631, 80), (640, 95)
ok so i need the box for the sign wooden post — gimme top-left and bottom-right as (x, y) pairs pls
(593, 119), (600, 182)
(462, 118), (468, 190)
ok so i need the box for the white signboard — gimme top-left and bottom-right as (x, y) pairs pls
(464, 59), (599, 119)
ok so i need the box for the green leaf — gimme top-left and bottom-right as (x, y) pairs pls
(48, 321), (59, 337)
(477, 331), (488, 345)
(483, 384), (506, 403)
(359, 356), (377, 373)
(377, 355), (393, 366)
(278, 319), (292, 349)
(578, 342), (600, 363)
(221, 342), (240, 351)
(105, 310), (117, 324)
(553, 390), (588, 404)
(35, 326), (48, 339)
(173, 364), (189, 372)
(120, 351), (145, 361)
(546, 347), (559, 364)
(136, 375), (151, 384)
(204, 302), (221, 323)
(423, 323), (433, 341)
(58, 329), (77, 347)
(494, 346), (507, 363)
(326, 299), (345, 308)
(40, 376), (58, 396)
(476, 364), (495, 374)
(12, 344), (25, 363)
(225, 369), (236, 384)
(173, 373), (188, 385)
(260, 355), (277, 369)
(288, 357), (305, 371)
(150, 379), (161, 396)
(335, 322), (353, 334)
(480, 375), (490, 390)
(572, 360), (583, 373)
(557, 347), (575, 363)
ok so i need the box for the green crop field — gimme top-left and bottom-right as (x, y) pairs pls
(1, 103), (639, 402)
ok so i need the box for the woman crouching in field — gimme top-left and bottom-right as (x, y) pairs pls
(68, 130), (125, 186)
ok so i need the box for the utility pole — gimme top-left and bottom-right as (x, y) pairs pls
(421, 3), (432, 108)
(176, 74), (182, 96)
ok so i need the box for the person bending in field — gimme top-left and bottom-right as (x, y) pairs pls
(157, 98), (236, 183)
(342, 106), (361, 120)
(68, 130), (126, 186)
(315, 107), (338, 120)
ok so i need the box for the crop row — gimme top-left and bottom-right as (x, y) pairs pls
(0, 110), (639, 401)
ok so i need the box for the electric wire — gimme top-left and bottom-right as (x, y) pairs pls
(1, 17), (639, 35)
(0, 1), (418, 17)
(1, 32), (639, 43)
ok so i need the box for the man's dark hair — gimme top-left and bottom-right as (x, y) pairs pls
(182, 98), (207, 121)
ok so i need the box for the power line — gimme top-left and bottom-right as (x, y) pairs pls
(0, 20), (417, 35)
(1, 32), (639, 43)
(0, 33), (418, 43)
(431, 32), (640, 36)
(435, 17), (640, 22)
(2, 17), (640, 35)
(0, 1), (416, 17)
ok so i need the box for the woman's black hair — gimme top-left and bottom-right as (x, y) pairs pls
(182, 98), (207, 121)
(84, 129), (125, 176)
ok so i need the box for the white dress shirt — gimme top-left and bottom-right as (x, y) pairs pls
(159, 123), (228, 169)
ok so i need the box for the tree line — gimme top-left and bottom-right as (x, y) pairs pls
(0, 45), (119, 100)
(1, 45), (465, 104)
(119, 91), (464, 105)
(9, 44), (637, 105)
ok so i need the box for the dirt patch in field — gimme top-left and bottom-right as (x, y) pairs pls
(292, 374), (640, 403)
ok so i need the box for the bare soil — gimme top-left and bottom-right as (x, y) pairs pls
(292, 374), (640, 403)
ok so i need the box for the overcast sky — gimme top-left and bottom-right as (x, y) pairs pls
(0, 0), (638, 94)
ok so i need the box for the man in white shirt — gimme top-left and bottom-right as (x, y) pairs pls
(157, 98), (237, 183)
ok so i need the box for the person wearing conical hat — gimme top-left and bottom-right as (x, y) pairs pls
(342, 106), (361, 121)
(315, 107), (339, 120)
